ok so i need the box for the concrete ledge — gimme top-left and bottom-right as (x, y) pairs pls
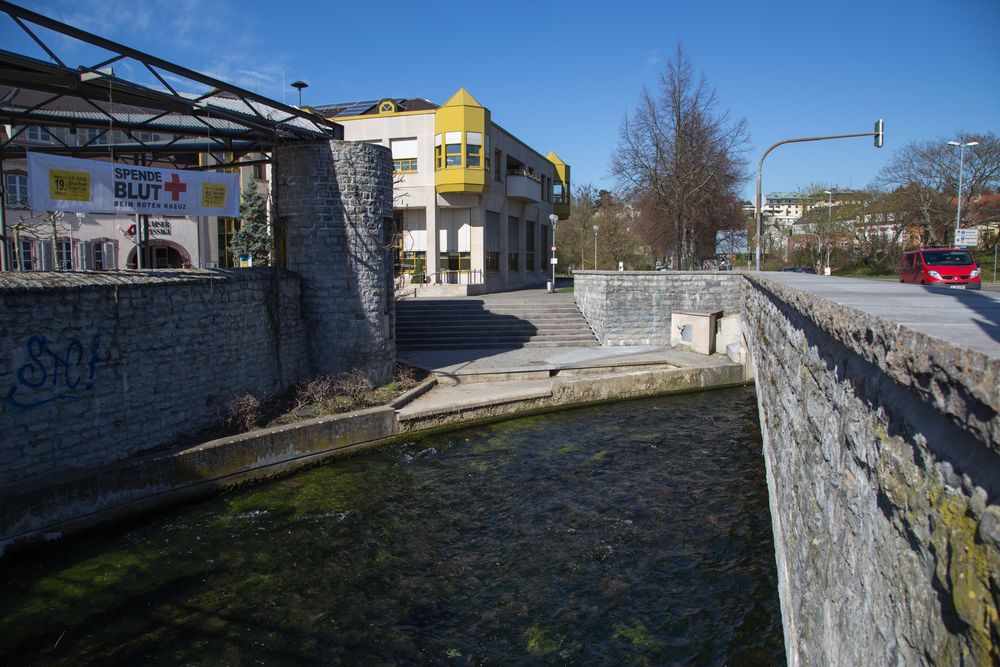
(0, 406), (398, 556)
(398, 363), (746, 434)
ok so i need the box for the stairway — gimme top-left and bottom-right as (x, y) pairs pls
(396, 293), (599, 351)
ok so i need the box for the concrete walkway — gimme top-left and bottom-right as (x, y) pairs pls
(396, 346), (739, 421)
(761, 273), (1000, 359)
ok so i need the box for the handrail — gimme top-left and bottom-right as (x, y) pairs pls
(398, 268), (485, 285)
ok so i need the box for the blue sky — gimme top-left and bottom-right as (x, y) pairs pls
(4, 0), (999, 201)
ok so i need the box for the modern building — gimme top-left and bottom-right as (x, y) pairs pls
(312, 88), (570, 295)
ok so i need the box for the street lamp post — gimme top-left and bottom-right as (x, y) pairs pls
(948, 139), (979, 245)
(592, 224), (599, 270)
(823, 189), (832, 271)
(290, 80), (308, 107)
(548, 213), (558, 292)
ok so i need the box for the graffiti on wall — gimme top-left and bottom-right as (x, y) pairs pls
(5, 335), (102, 409)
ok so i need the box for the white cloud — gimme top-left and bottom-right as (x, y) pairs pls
(644, 50), (663, 72)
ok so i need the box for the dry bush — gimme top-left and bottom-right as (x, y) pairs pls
(294, 375), (337, 410)
(225, 393), (262, 432)
(332, 369), (375, 407)
(394, 364), (417, 388)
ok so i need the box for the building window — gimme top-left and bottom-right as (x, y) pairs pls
(217, 217), (241, 267)
(253, 163), (267, 180)
(553, 182), (565, 204)
(526, 220), (536, 271)
(507, 215), (520, 272)
(80, 128), (108, 145)
(138, 132), (161, 143)
(27, 126), (51, 142)
(494, 150), (503, 182)
(8, 239), (35, 271)
(434, 134), (442, 170)
(5, 174), (28, 208)
(466, 132), (482, 168)
(439, 251), (471, 282)
(445, 131), (462, 167)
(485, 210), (500, 272)
(93, 242), (105, 270)
(397, 250), (427, 279)
(391, 138), (419, 173)
(56, 239), (72, 270)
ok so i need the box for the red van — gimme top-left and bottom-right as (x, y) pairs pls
(900, 248), (981, 290)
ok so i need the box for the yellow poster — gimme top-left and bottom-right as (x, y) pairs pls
(201, 183), (227, 208)
(49, 169), (91, 201)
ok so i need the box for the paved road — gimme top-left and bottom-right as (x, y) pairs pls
(760, 273), (1000, 358)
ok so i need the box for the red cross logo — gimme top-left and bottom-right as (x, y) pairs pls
(164, 173), (187, 201)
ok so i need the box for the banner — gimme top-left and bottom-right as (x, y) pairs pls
(27, 153), (241, 216)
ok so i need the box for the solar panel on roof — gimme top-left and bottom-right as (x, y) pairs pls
(337, 100), (377, 116)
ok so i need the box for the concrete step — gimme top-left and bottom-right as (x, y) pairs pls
(395, 293), (598, 352)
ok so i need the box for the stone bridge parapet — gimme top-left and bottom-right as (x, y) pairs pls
(575, 270), (1000, 665)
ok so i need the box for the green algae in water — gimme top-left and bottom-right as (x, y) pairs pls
(525, 625), (563, 655)
(0, 387), (784, 665)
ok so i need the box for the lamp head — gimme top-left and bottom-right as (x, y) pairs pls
(549, 213), (559, 224)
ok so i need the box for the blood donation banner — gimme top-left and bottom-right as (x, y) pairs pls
(27, 153), (240, 216)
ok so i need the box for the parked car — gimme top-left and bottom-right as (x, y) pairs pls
(778, 266), (816, 274)
(900, 248), (981, 290)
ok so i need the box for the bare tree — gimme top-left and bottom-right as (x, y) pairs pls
(9, 210), (71, 271)
(557, 184), (600, 271)
(612, 44), (748, 269)
(877, 131), (1000, 245)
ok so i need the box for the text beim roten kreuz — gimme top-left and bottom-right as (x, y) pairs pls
(27, 153), (240, 217)
(113, 167), (190, 210)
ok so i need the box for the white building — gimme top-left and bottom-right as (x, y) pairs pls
(313, 88), (570, 295)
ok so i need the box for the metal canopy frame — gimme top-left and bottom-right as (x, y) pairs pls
(0, 0), (342, 169)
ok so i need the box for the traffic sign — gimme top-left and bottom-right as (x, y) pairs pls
(956, 229), (979, 246)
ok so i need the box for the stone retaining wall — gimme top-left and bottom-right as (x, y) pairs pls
(573, 271), (742, 346)
(0, 269), (309, 486)
(743, 274), (999, 666)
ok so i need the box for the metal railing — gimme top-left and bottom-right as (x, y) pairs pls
(397, 269), (484, 286)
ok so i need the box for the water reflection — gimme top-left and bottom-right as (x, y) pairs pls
(0, 386), (784, 665)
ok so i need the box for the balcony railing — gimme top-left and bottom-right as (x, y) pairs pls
(506, 172), (541, 202)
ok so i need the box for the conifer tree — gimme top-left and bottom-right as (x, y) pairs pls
(229, 180), (271, 266)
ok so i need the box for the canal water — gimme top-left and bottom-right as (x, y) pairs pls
(0, 386), (784, 665)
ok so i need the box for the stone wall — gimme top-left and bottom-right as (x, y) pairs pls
(0, 269), (308, 486)
(274, 140), (395, 384)
(573, 271), (743, 346)
(743, 274), (999, 666)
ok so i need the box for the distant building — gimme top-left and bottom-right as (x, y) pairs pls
(311, 88), (570, 295)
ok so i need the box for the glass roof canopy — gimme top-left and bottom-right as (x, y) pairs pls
(0, 1), (342, 170)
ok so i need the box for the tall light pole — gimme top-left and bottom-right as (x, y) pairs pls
(948, 139), (979, 245)
(755, 120), (884, 271)
(548, 213), (559, 292)
(593, 224), (599, 270)
(291, 80), (308, 107)
(823, 189), (832, 271)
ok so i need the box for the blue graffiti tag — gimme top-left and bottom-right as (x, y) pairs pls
(5, 334), (102, 409)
